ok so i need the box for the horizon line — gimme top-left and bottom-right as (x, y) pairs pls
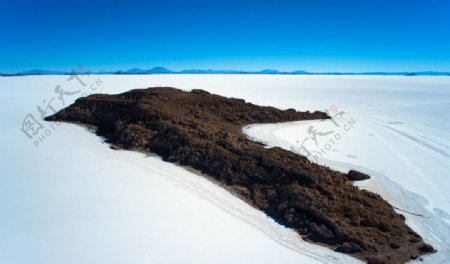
(1, 66), (450, 77)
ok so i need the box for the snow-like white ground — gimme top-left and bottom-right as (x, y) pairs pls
(1, 74), (449, 263)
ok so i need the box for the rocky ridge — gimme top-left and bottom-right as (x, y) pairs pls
(45, 87), (434, 263)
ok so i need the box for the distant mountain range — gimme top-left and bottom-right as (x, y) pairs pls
(1, 67), (450, 76)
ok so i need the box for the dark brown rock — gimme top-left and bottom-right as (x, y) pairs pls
(410, 237), (421, 243)
(390, 242), (400, 249)
(319, 224), (335, 239)
(419, 243), (435, 253)
(367, 258), (388, 264)
(336, 242), (363, 253)
(378, 223), (393, 232)
(308, 222), (320, 233)
(347, 170), (371, 181)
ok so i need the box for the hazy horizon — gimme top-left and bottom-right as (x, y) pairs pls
(2, 66), (450, 75)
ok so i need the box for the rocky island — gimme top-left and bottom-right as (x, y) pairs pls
(45, 87), (434, 263)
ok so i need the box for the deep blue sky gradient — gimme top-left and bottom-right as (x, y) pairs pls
(1, 0), (450, 73)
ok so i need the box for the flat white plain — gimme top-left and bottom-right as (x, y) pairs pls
(1, 74), (449, 263)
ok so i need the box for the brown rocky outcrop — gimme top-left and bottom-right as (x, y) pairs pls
(45, 87), (434, 263)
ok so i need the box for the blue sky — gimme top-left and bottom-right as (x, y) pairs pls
(1, 0), (450, 73)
